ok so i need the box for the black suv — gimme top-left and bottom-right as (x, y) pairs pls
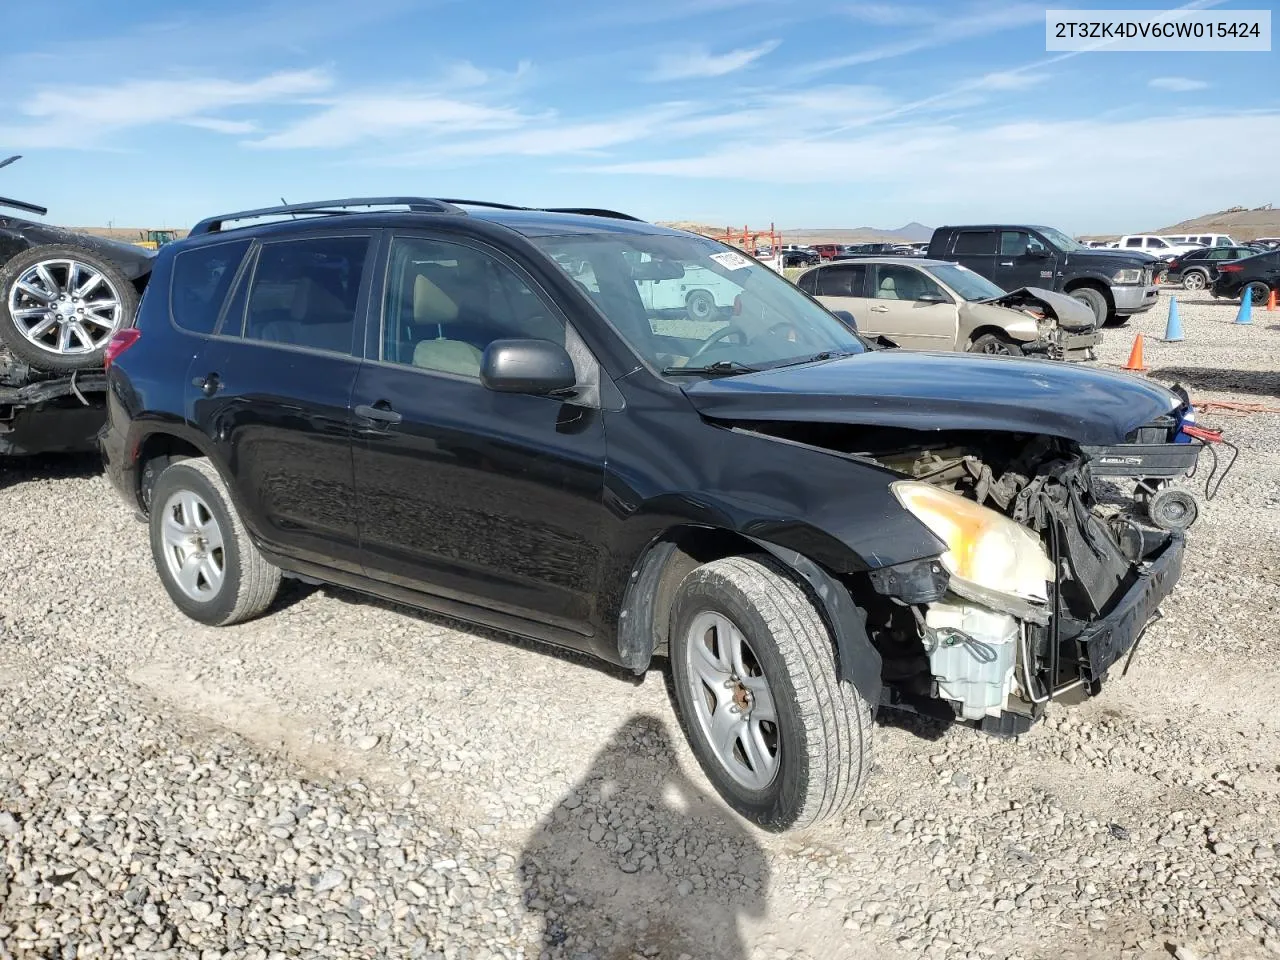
(102, 197), (1191, 830)
(928, 224), (1158, 327)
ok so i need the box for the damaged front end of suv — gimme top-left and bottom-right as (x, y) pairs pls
(860, 428), (1185, 734)
(687, 353), (1195, 736)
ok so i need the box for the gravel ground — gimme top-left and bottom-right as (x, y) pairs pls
(2, 288), (1278, 960)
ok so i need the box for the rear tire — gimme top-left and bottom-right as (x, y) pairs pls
(668, 555), (874, 832)
(1181, 270), (1207, 291)
(968, 333), (1024, 356)
(685, 289), (716, 322)
(1067, 286), (1109, 327)
(148, 457), (281, 626)
(1244, 281), (1270, 305)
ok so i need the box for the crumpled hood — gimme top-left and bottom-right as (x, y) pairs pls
(684, 350), (1181, 445)
(977, 286), (1097, 331)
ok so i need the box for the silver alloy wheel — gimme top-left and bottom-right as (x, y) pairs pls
(683, 611), (780, 790)
(159, 490), (226, 602)
(1182, 271), (1206, 291)
(6, 258), (124, 356)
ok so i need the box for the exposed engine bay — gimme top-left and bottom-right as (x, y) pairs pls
(744, 420), (1191, 735)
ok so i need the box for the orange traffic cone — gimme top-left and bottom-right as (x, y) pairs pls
(1124, 333), (1147, 372)
(1268, 289), (1277, 311)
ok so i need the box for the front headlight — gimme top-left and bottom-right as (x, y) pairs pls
(1112, 268), (1143, 284)
(892, 481), (1054, 602)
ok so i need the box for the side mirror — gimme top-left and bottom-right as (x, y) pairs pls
(480, 339), (576, 396)
(916, 292), (950, 304)
(830, 309), (858, 331)
(1027, 247), (1051, 258)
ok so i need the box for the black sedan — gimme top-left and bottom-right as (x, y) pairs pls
(1166, 246), (1261, 291)
(1211, 250), (1280, 303)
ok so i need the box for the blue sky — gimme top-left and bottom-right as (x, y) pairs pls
(1, 0), (1275, 233)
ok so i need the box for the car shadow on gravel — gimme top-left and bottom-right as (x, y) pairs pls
(0, 451), (102, 491)
(519, 714), (766, 960)
(1147, 366), (1280, 397)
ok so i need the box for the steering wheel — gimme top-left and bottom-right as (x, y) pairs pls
(688, 324), (750, 362)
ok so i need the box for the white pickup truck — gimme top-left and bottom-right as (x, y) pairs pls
(1109, 235), (1205, 258)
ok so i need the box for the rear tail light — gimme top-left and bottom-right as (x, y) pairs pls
(104, 328), (141, 370)
(1218, 264), (1244, 274)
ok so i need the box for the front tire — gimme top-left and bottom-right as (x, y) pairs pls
(148, 457), (281, 626)
(668, 556), (873, 831)
(1067, 286), (1109, 327)
(968, 332), (1024, 356)
(0, 244), (138, 372)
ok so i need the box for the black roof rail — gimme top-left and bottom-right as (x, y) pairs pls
(541, 207), (643, 222)
(188, 196), (467, 236)
(441, 199), (643, 222)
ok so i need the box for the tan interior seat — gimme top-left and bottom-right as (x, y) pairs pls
(877, 275), (899, 299)
(408, 272), (482, 377)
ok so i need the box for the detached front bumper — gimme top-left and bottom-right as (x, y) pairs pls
(1074, 534), (1185, 684)
(1111, 283), (1159, 315)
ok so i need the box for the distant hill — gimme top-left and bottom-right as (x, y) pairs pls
(1145, 204), (1279, 240)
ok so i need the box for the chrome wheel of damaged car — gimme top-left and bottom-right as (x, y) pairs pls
(159, 489), (226, 601)
(683, 610), (780, 790)
(7, 258), (123, 357)
(969, 332), (1023, 356)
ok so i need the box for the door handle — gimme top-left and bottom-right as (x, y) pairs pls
(191, 373), (221, 396)
(999, 261), (1014, 266)
(870, 305), (890, 312)
(355, 402), (403, 425)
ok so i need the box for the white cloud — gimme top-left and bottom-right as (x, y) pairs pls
(1149, 76), (1209, 92)
(571, 111), (1280, 228)
(975, 70), (1050, 90)
(183, 117), (261, 135)
(796, 3), (1045, 75)
(647, 40), (781, 81)
(6, 69), (331, 148)
(23, 70), (331, 127)
(247, 95), (538, 149)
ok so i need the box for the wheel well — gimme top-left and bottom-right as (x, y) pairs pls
(1062, 278), (1114, 310)
(136, 433), (205, 511)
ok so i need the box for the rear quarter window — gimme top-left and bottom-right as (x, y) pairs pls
(170, 240), (253, 335)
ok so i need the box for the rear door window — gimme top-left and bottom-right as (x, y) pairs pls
(170, 240), (252, 335)
(243, 236), (371, 356)
(951, 231), (996, 255)
(814, 263), (867, 297)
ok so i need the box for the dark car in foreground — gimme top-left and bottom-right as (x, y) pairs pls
(1165, 246), (1259, 291)
(0, 155), (154, 457)
(1210, 249), (1280, 304)
(928, 224), (1158, 327)
(103, 197), (1191, 831)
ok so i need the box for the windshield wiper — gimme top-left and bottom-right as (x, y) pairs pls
(661, 359), (759, 376)
(763, 350), (856, 370)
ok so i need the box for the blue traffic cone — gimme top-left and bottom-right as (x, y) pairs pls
(1236, 290), (1253, 325)
(1164, 297), (1183, 341)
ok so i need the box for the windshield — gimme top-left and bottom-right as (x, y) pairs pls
(1038, 227), (1084, 251)
(927, 263), (1006, 301)
(535, 232), (864, 373)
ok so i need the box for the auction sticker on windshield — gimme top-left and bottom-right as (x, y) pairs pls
(709, 251), (752, 271)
